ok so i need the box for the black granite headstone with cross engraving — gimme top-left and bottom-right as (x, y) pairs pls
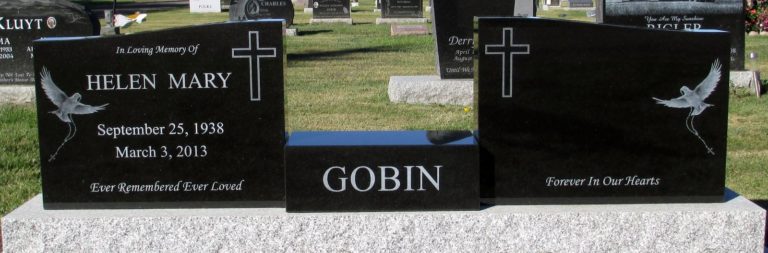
(33, 20), (285, 209)
(475, 17), (729, 204)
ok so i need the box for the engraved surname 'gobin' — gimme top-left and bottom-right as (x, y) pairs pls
(322, 165), (441, 192)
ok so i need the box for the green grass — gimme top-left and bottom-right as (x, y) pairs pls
(0, 106), (40, 216)
(1, 2), (767, 215)
(745, 34), (768, 74)
(537, 7), (595, 22)
(116, 1), (467, 131)
(726, 89), (768, 199)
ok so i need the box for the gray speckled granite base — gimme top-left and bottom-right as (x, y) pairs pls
(388, 75), (472, 105)
(2, 194), (765, 252)
(0, 85), (34, 104)
(731, 70), (761, 88)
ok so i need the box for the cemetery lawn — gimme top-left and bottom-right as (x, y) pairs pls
(1, 2), (767, 215)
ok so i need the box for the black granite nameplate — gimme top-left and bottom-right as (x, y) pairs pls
(381, 0), (423, 19)
(603, 0), (743, 70)
(286, 131), (479, 212)
(430, 0), (535, 79)
(313, 0), (351, 19)
(0, 0), (97, 85)
(230, 0), (295, 26)
(34, 20), (285, 209)
(475, 18), (729, 203)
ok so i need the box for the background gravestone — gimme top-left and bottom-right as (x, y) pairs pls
(475, 17), (730, 203)
(567, 0), (594, 8)
(381, 0), (423, 19)
(603, 0), (743, 70)
(230, 0), (295, 26)
(430, 0), (535, 79)
(0, 0), (98, 85)
(313, 0), (351, 19)
(189, 0), (222, 13)
(34, 20), (285, 209)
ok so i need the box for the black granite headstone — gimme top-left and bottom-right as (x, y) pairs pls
(381, 0), (423, 19)
(568, 0), (594, 7)
(430, 0), (535, 79)
(603, 0), (743, 70)
(230, 0), (295, 26)
(475, 18), (729, 203)
(286, 131), (479, 212)
(376, 0), (382, 9)
(34, 20), (285, 209)
(313, 0), (351, 19)
(0, 0), (98, 85)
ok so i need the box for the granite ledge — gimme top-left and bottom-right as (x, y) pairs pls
(2, 193), (765, 252)
(387, 75), (473, 105)
(0, 85), (35, 104)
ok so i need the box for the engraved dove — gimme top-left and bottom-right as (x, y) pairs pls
(40, 67), (108, 161)
(653, 59), (721, 155)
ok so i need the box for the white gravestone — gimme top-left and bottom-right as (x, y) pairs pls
(190, 0), (222, 13)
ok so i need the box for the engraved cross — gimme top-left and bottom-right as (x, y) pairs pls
(484, 28), (530, 98)
(232, 31), (276, 101)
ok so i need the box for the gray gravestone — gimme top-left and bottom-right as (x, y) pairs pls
(567, 0), (593, 8)
(0, 0), (98, 85)
(313, 0), (351, 18)
(229, 0), (295, 26)
(381, 0), (423, 18)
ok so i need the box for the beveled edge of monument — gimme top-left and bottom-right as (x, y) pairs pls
(42, 200), (285, 210)
(286, 205), (481, 213)
(486, 189), (743, 206)
(4, 188), (765, 219)
(286, 130), (476, 147)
